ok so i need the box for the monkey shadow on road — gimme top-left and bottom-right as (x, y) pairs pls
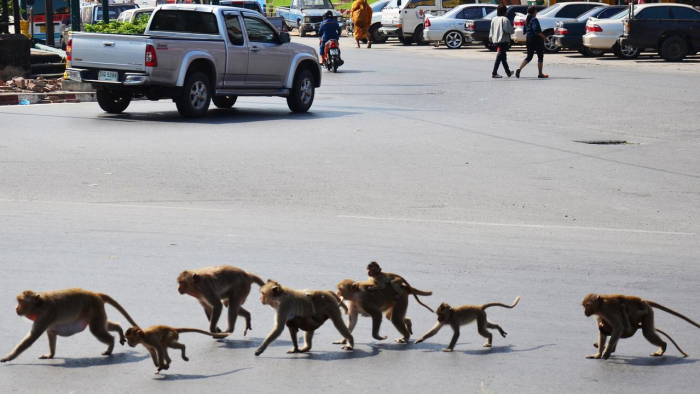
(155, 367), (251, 381)
(605, 355), (698, 367)
(416, 343), (556, 355)
(3, 350), (150, 368)
(262, 347), (381, 361)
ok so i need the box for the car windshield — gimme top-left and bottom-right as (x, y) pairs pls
(385, 0), (400, 9)
(95, 5), (138, 22)
(611, 9), (630, 19)
(576, 6), (606, 21)
(300, 0), (333, 9)
(537, 4), (562, 17)
(371, 1), (388, 12)
(485, 9), (497, 19)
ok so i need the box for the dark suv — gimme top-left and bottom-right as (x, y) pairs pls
(621, 4), (700, 61)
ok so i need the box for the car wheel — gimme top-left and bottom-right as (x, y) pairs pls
(96, 89), (131, 114)
(413, 25), (428, 46)
(543, 32), (559, 53)
(212, 95), (237, 109)
(659, 36), (688, 62)
(399, 36), (414, 45)
(286, 68), (315, 113)
(175, 71), (211, 118)
(582, 46), (605, 57)
(614, 43), (639, 60)
(444, 31), (464, 49)
(370, 24), (388, 44)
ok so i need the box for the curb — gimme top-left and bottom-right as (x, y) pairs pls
(0, 92), (96, 106)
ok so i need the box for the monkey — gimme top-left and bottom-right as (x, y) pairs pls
(124, 325), (228, 373)
(333, 279), (429, 344)
(363, 261), (405, 299)
(582, 293), (700, 359)
(414, 297), (520, 352)
(254, 280), (353, 356)
(1, 289), (139, 363)
(594, 320), (688, 357)
(177, 265), (264, 335)
(363, 262), (434, 313)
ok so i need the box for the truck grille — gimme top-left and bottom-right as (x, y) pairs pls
(307, 16), (323, 24)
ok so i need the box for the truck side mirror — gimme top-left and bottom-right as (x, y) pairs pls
(397, 0), (401, 7)
(279, 32), (291, 44)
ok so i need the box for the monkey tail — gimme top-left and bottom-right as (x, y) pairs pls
(399, 277), (434, 313)
(249, 273), (265, 287)
(655, 328), (688, 357)
(98, 294), (139, 327)
(647, 301), (700, 330)
(175, 328), (229, 339)
(482, 296), (521, 311)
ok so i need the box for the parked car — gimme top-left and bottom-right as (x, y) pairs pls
(275, 0), (343, 37)
(464, 5), (544, 51)
(553, 5), (626, 56)
(117, 7), (155, 23)
(381, 0), (479, 46)
(582, 9), (642, 59)
(621, 3), (700, 62)
(422, 4), (497, 49)
(512, 2), (605, 53)
(347, 1), (390, 43)
(67, 5), (321, 117)
(219, 0), (265, 14)
(80, 3), (140, 26)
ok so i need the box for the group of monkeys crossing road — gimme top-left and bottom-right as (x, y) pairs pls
(2, 262), (700, 374)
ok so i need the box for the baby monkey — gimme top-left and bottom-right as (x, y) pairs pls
(125, 325), (228, 374)
(415, 297), (520, 352)
(364, 261), (405, 299)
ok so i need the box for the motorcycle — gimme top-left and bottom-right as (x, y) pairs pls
(322, 39), (344, 73)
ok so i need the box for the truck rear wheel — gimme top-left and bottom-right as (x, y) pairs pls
(413, 25), (428, 46)
(96, 89), (131, 114)
(176, 71), (211, 118)
(370, 24), (388, 44)
(287, 68), (315, 113)
(660, 36), (688, 62)
(212, 95), (237, 109)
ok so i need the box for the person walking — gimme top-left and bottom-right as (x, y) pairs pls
(490, 5), (514, 78)
(515, 6), (548, 79)
(318, 11), (342, 64)
(351, 0), (373, 48)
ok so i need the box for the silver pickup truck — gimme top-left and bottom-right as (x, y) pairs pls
(66, 5), (321, 118)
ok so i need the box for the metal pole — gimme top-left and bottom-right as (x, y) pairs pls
(101, 0), (109, 23)
(13, 0), (21, 35)
(70, 0), (79, 32)
(45, 0), (54, 46)
(1, 0), (8, 34)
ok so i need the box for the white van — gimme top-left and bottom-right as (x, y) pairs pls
(380, 0), (482, 45)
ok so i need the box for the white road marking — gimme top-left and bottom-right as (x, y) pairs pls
(337, 215), (696, 236)
(0, 199), (230, 212)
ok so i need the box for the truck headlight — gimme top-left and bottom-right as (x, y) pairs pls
(304, 17), (310, 22)
(337, 16), (342, 22)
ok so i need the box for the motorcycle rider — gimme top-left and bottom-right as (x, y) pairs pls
(318, 10), (341, 64)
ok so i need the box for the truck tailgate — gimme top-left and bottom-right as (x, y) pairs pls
(70, 32), (149, 72)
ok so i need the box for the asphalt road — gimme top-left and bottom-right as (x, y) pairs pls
(0, 36), (699, 393)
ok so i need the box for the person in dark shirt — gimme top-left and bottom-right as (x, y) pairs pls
(318, 11), (341, 62)
(515, 6), (549, 79)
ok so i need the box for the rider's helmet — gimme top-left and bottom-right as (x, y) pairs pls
(324, 10), (333, 20)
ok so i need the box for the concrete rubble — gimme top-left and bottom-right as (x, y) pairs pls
(1, 76), (64, 93)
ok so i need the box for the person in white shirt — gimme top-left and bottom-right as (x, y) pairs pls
(489, 5), (515, 78)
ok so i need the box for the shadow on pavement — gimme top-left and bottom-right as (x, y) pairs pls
(155, 367), (251, 381)
(417, 342), (556, 355)
(263, 347), (380, 361)
(606, 355), (698, 366)
(5, 350), (150, 368)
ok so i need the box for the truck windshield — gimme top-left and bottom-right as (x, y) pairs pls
(371, 1), (389, 12)
(299, 0), (334, 9)
(385, 0), (400, 9)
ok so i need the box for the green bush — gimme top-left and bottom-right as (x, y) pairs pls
(84, 14), (150, 35)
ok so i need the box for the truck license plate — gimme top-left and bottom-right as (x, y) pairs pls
(330, 49), (338, 55)
(98, 71), (118, 82)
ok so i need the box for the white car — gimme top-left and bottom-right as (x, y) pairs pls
(512, 2), (605, 52)
(423, 4), (497, 49)
(583, 8), (640, 59)
(116, 7), (155, 23)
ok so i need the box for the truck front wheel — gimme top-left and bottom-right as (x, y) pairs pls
(299, 20), (306, 37)
(287, 69), (315, 113)
(96, 89), (131, 114)
(176, 72), (211, 118)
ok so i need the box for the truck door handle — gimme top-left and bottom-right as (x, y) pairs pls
(103, 42), (115, 47)
(250, 46), (260, 52)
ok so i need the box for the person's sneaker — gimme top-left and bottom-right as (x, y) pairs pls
(492, 74), (502, 79)
(507, 71), (514, 78)
(515, 69), (521, 78)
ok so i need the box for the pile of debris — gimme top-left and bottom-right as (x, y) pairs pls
(0, 77), (64, 93)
